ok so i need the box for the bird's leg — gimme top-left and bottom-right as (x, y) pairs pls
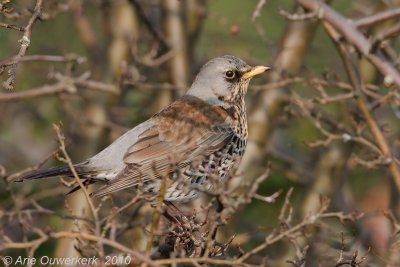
(210, 195), (225, 242)
(215, 196), (224, 213)
(211, 195), (224, 252)
(162, 201), (190, 227)
(200, 196), (226, 257)
(161, 207), (180, 224)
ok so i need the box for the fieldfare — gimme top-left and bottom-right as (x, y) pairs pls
(16, 55), (270, 202)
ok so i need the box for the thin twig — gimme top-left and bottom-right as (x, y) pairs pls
(0, 54), (86, 66)
(0, 82), (69, 101)
(3, 0), (44, 90)
(128, 0), (168, 52)
(0, 22), (24, 31)
(373, 23), (400, 45)
(52, 231), (157, 266)
(279, 9), (321, 21)
(354, 8), (400, 28)
(322, 21), (400, 192)
(296, 0), (400, 90)
(0, 76), (118, 102)
(252, 0), (267, 21)
(0, 231), (158, 266)
(250, 77), (304, 91)
(53, 124), (105, 259)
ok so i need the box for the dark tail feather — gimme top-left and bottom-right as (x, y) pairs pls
(15, 166), (73, 181)
(14, 163), (90, 182)
(10, 162), (99, 195)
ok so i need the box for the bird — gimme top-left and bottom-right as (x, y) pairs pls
(15, 55), (270, 202)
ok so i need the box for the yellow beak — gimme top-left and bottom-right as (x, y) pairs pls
(242, 66), (271, 79)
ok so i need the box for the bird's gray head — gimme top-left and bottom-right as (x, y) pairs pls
(187, 55), (270, 106)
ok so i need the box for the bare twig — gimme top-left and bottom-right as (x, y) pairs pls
(252, 0), (267, 21)
(0, 231), (157, 266)
(3, 0), (44, 90)
(128, 0), (168, 52)
(52, 124), (105, 259)
(279, 8), (321, 21)
(0, 54), (86, 66)
(354, 8), (400, 28)
(5, 148), (60, 183)
(1, 206), (93, 223)
(52, 231), (157, 266)
(296, 0), (400, 89)
(373, 23), (400, 45)
(0, 74), (118, 102)
(250, 77), (304, 91)
(322, 21), (400, 191)
(234, 194), (360, 263)
(146, 173), (167, 253)
(0, 82), (70, 101)
(0, 22), (24, 31)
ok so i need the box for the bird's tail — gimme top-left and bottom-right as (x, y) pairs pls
(15, 166), (73, 181)
(7, 162), (100, 195)
(9, 162), (90, 183)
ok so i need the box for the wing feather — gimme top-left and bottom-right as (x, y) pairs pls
(91, 96), (234, 198)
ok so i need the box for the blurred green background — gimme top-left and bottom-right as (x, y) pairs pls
(1, 0), (399, 265)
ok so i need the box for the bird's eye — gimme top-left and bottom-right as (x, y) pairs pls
(225, 70), (235, 79)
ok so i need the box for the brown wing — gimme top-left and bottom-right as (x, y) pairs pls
(91, 95), (234, 197)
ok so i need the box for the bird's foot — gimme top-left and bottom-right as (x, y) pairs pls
(162, 201), (190, 228)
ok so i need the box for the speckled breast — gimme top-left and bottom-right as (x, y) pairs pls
(163, 133), (247, 202)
